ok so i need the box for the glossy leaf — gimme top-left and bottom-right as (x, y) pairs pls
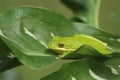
(104, 56), (120, 74)
(0, 6), (120, 70)
(0, 6), (82, 69)
(64, 45), (104, 59)
(0, 6), (102, 69)
(0, 6), (72, 69)
(41, 58), (120, 80)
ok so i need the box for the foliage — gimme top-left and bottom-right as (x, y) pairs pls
(0, 0), (120, 80)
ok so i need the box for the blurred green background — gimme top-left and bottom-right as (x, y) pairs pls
(0, 0), (119, 80)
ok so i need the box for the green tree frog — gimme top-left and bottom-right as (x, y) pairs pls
(48, 34), (111, 57)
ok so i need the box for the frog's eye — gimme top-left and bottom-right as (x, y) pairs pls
(58, 43), (64, 48)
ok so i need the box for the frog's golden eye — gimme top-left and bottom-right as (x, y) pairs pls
(58, 43), (64, 48)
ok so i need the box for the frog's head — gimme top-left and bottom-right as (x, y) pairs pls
(48, 36), (74, 55)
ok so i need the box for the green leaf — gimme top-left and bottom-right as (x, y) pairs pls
(73, 23), (120, 38)
(61, 0), (101, 27)
(41, 58), (120, 80)
(64, 45), (104, 59)
(0, 6), (68, 69)
(0, 6), (79, 69)
(104, 56), (120, 74)
(0, 6), (120, 69)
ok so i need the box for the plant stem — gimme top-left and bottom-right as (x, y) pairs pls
(76, 0), (101, 28)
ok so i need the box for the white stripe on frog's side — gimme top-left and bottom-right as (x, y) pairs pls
(55, 48), (75, 51)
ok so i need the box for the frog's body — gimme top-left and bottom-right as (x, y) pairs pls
(48, 34), (111, 57)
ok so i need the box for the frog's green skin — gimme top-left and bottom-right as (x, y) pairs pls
(48, 34), (111, 57)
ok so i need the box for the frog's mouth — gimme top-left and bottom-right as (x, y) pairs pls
(50, 48), (75, 55)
